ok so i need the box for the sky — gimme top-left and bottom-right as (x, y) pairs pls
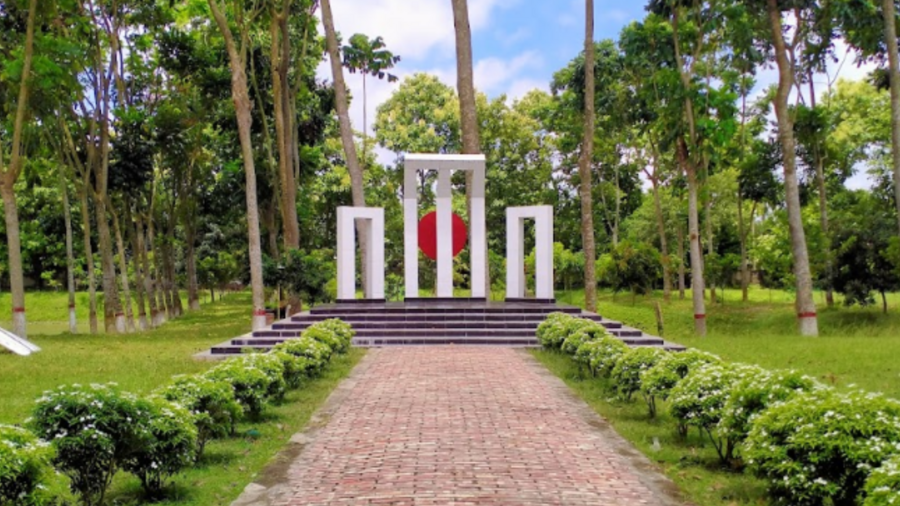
(318, 0), (879, 189)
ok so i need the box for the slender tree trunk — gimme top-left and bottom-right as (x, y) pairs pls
(884, 0), (900, 239)
(149, 209), (167, 326)
(0, 0), (37, 338)
(679, 138), (706, 336)
(110, 205), (135, 332)
(129, 213), (148, 330)
(650, 177), (671, 301)
(138, 214), (159, 328)
(79, 187), (99, 333)
(321, 0), (369, 297)
(186, 227), (200, 311)
(0, 185), (26, 337)
(706, 197), (715, 303)
(768, 0), (818, 336)
(60, 171), (77, 333)
(208, 0), (267, 329)
(451, 0), (490, 298)
(738, 191), (750, 302)
(578, 0), (598, 313)
(270, 14), (300, 250)
(677, 219), (686, 300)
(808, 78), (834, 308)
(95, 197), (123, 333)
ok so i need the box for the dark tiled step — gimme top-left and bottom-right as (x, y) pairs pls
(291, 312), (605, 323)
(309, 305), (583, 316)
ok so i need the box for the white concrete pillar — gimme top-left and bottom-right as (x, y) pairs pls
(404, 168), (419, 298)
(337, 207), (385, 301)
(506, 206), (554, 300)
(470, 167), (487, 298)
(436, 169), (453, 297)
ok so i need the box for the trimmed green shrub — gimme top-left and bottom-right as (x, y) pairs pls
(610, 347), (667, 402)
(158, 375), (242, 456)
(640, 350), (721, 418)
(272, 336), (332, 376)
(0, 425), (53, 506)
(582, 335), (630, 378)
(272, 351), (316, 390)
(536, 312), (575, 350)
(717, 368), (819, 452)
(301, 325), (343, 355)
(204, 362), (271, 418)
(315, 319), (355, 353)
(669, 363), (762, 461)
(236, 354), (287, 402)
(744, 389), (900, 506)
(30, 383), (149, 506)
(560, 320), (607, 356)
(864, 454), (900, 506)
(123, 398), (197, 498)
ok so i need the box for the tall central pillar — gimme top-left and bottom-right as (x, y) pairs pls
(436, 169), (454, 297)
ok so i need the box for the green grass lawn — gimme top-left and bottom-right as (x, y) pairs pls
(0, 292), (365, 505)
(561, 286), (900, 398)
(0, 290), (221, 334)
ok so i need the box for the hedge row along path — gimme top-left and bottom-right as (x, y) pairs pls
(232, 347), (686, 505)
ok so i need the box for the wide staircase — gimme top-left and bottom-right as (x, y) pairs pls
(207, 300), (685, 355)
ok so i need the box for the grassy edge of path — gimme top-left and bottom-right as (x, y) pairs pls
(532, 350), (768, 506)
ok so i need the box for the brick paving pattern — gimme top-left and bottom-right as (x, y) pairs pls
(273, 347), (682, 506)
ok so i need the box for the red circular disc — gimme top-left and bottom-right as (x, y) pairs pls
(418, 211), (468, 260)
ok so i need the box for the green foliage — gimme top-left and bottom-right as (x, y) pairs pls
(271, 351), (314, 390)
(864, 454), (900, 506)
(560, 319), (608, 356)
(610, 347), (666, 402)
(0, 425), (53, 506)
(312, 319), (355, 354)
(30, 383), (148, 506)
(717, 368), (819, 451)
(598, 241), (662, 297)
(204, 362), (271, 418)
(122, 398), (197, 498)
(584, 334), (631, 378)
(158, 375), (242, 457)
(745, 390), (900, 506)
(234, 354), (287, 402)
(280, 249), (336, 308)
(640, 350), (721, 417)
(272, 336), (332, 376)
(669, 364), (762, 462)
(535, 312), (576, 350)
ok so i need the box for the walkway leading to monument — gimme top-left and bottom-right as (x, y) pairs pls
(232, 347), (685, 506)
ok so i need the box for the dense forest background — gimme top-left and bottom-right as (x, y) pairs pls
(1, 0), (899, 338)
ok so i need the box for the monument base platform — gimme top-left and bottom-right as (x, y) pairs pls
(201, 299), (685, 357)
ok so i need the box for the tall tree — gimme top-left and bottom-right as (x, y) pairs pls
(342, 34), (400, 166)
(763, 0), (819, 335)
(321, 0), (369, 294)
(450, 0), (490, 297)
(0, 0), (38, 337)
(207, 0), (267, 329)
(886, 0), (900, 238)
(579, 0), (598, 312)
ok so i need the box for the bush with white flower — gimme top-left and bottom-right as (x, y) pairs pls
(611, 346), (667, 402)
(669, 363), (762, 461)
(123, 398), (197, 498)
(536, 312), (576, 350)
(864, 454), (900, 506)
(236, 353), (287, 402)
(313, 318), (355, 353)
(30, 383), (150, 506)
(639, 349), (721, 418)
(561, 320), (608, 356)
(301, 324), (344, 355)
(204, 362), (272, 418)
(272, 351), (316, 390)
(744, 389), (900, 506)
(158, 375), (242, 457)
(272, 336), (333, 375)
(717, 368), (819, 452)
(0, 425), (54, 506)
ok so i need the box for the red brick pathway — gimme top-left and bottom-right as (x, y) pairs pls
(267, 348), (683, 506)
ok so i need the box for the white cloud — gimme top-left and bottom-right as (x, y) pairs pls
(474, 51), (542, 93)
(506, 77), (548, 101)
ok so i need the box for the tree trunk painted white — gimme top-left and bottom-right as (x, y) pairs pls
(768, 0), (818, 336)
(679, 138), (706, 336)
(79, 187), (99, 333)
(111, 206), (135, 332)
(1, 184), (26, 338)
(60, 171), (77, 334)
